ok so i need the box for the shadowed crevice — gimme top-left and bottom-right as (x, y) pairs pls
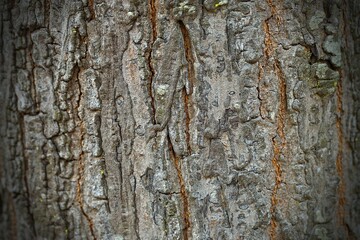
(263, 5), (287, 238)
(178, 20), (195, 155)
(167, 132), (190, 240)
(147, 0), (158, 124)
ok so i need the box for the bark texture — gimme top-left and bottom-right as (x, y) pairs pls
(0, 0), (359, 239)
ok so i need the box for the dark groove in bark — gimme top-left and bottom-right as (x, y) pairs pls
(336, 71), (346, 236)
(168, 132), (190, 240)
(18, 113), (37, 238)
(88, 0), (95, 20)
(182, 88), (192, 155)
(178, 20), (195, 155)
(0, 11), (3, 66)
(100, 159), (111, 214)
(149, 0), (157, 42)
(133, 190), (140, 240)
(8, 190), (18, 240)
(266, 0), (282, 26)
(269, 59), (287, 240)
(8, 2), (37, 236)
(44, 0), (50, 27)
(263, 20), (273, 60)
(147, 0), (157, 124)
(263, 4), (287, 237)
(337, 1), (353, 237)
(74, 65), (97, 240)
(76, 148), (97, 240)
(257, 62), (265, 119)
(178, 20), (195, 95)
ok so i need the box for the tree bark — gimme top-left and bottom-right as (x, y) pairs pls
(1, 0), (359, 239)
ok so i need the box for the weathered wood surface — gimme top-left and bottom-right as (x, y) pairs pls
(0, 0), (359, 239)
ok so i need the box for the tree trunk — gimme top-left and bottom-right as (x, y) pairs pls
(1, 0), (359, 239)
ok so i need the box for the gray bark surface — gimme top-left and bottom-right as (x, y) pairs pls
(0, 0), (359, 239)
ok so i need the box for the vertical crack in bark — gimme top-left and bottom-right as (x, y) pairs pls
(263, 20), (273, 60)
(274, 60), (287, 142)
(178, 21), (195, 95)
(267, 0), (275, 15)
(257, 62), (265, 119)
(88, 0), (95, 20)
(336, 72), (346, 234)
(18, 113), (37, 237)
(270, 139), (281, 239)
(168, 133), (190, 240)
(182, 88), (192, 154)
(263, 8), (287, 238)
(266, 0), (282, 26)
(0, 11), (3, 66)
(76, 145), (97, 240)
(336, 2), (352, 237)
(74, 66), (97, 240)
(269, 60), (287, 240)
(149, 0), (157, 42)
(100, 158), (111, 214)
(261, 14), (277, 122)
(147, 0), (157, 124)
(133, 179), (140, 240)
(44, 0), (50, 27)
(8, 191), (18, 240)
(178, 20), (195, 155)
(27, 29), (40, 114)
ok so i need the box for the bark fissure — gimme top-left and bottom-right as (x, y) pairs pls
(88, 0), (95, 20)
(178, 20), (195, 155)
(335, 2), (351, 236)
(44, 0), (50, 27)
(182, 88), (192, 154)
(178, 21), (195, 95)
(263, 5), (287, 237)
(266, 0), (282, 26)
(336, 72), (346, 232)
(274, 60), (288, 140)
(257, 62), (265, 119)
(74, 66), (97, 240)
(149, 0), (157, 42)
(133, 180), (140, 240)
(1, 1), (359, 239)
(76, 150), (97, 240)
(0, 12), (3, 65)
(147, 0), (157, 124)
(8, 191), (18, 240)
(263, 20), (273, 60)
(18, 113), (37, 238)
(27, 29), (40, 114)
(168, 133), (190, 240)
(269, 59), (287, 240)
(100, 159), (111, 214)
